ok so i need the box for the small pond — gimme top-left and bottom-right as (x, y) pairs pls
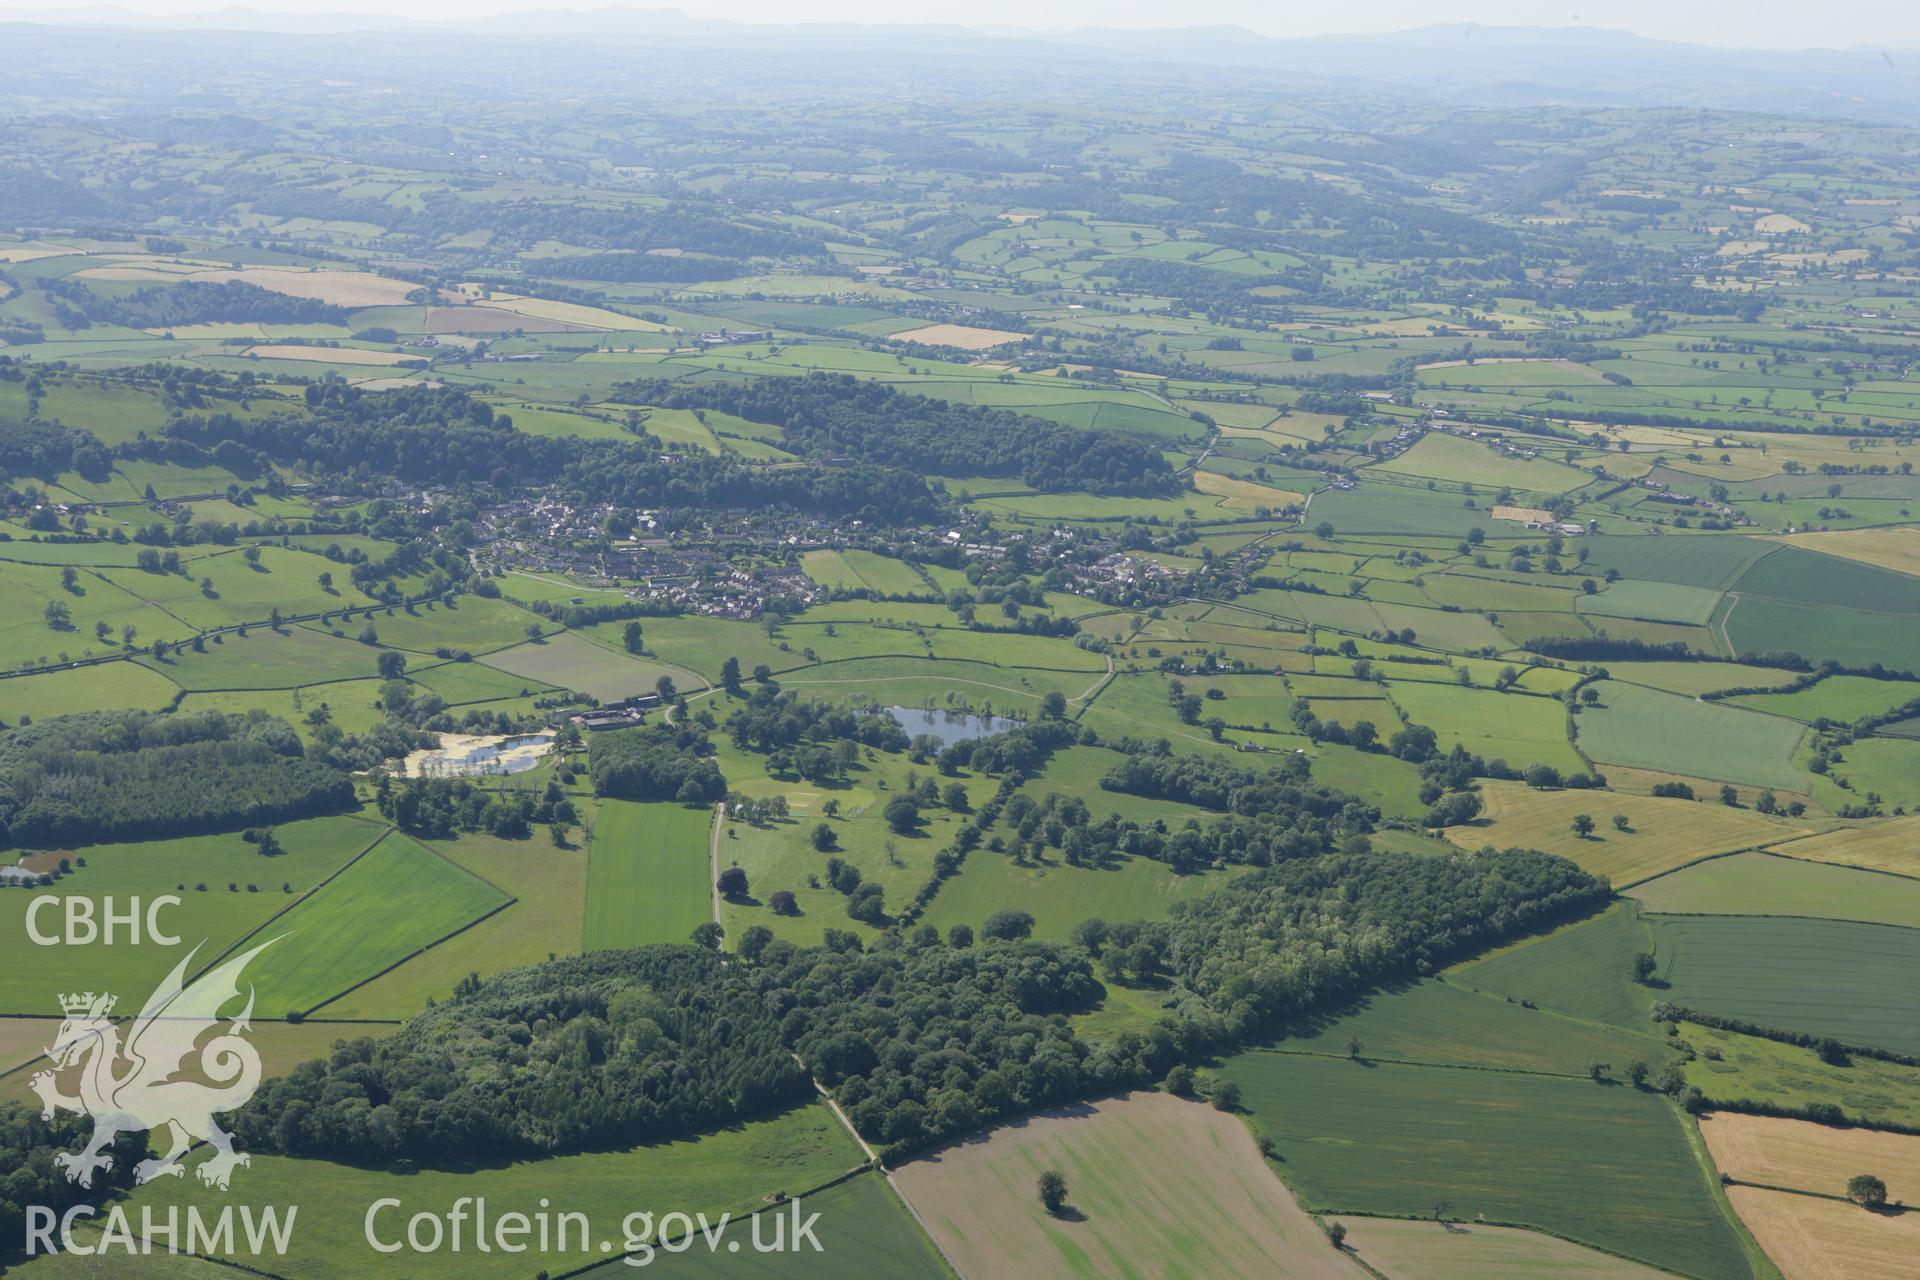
(883, 706), (1025, 749)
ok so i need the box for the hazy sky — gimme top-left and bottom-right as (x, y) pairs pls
(13, 0), (1920, 51)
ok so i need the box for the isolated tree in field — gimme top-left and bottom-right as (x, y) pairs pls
(1037, 1170), (1068, 1214)
(716, 866), (749, 898)
(822, 797), (840, 818)
(1314, 521), (1335, 540)
(1755, 788), (1778, 815)
(767, 889), (798, 916)
(720, 656), (742, 694)
(811, 823), (836, 851)
(377, 650), (407, 680)
(1847, 1174), (1887, 1209)
(656, 675), (677, 703)
(1430, 1197), (1451, 1222)
(883, 793), (920, 834)
(1612, 813), (1631, 832)
(42, 600), (71, 630)
(243, 545), (262, 568)
(525, 623), (543, 643)
(623, 620), (644, 653)
(1580, 686), (1600, 705)
(1324, 1220), (1347, 1249)
(1040, 690), (1068, 719)
(1211, 1080), (1242, 1112)
(1587, 1060), (1610, 1082)
(1719, 784), (1739, 806)
(317, 570), (332, 591)
(1344, 1035), (1364, 1060)
(1571, 813), (1596, 839)
(1630, 951), (1658, 984)
(60, 567), (78, 592)
(1626, 1060), (1649, 1086)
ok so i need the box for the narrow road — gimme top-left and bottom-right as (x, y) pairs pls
(708, 801), (723, 927)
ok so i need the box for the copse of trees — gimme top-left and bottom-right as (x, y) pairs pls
(589, 722), (726, 805)
(613, 373), (1180, 496)
(0, 710), (354, 849)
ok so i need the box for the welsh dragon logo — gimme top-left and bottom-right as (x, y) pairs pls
(31, 939), (276, 1191)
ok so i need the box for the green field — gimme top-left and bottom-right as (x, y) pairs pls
(1221, 1053), (1754, 1280)
(1679, 1020), (1920, 1130)
(1633, 852), (1920, 928)
(585, 800), (715, 950)
(0, 816), (383, 1016)
(1387, 681), (1583, 774)
(141, 625), (393, 690)
(1451, 904), (1657, 1029)
(1255, 978), (1665, 1077)
(120, 1099), (863, 1280)
(584, 1172), (949, 1278)
(919, 850), (1227, 942)
(1725, 673), (1920, 723)
(1578, 681), (1808, 792)
(1652, 914), (1920, 1055)
(242, 829), (512, 1015)
(488, 629), (698, 701)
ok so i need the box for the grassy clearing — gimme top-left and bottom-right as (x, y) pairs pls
(122, 1099), (861, 1280)
(1725, 595), (1920, 675)
(1681, 1021), (1920, 1131)
(1222, 1053), (1752, 1280)
(1579, 681), (1809, 793)
(1454, 782), (1796, 886)
(1341, 1218), (1680, 1280)
(919, 851), (1227, 943)
(1451, 904), (1656, 1029)
(1583, 579), (1725, 625)
(1634, 852), (1920, 928)
(1603, 660), (1804, 698)
(585, 800), (714, 950)
(891, 1091), (1365, 1280)
(1653, 915), (1920, 1055)
(142, 625), (389, 690)
(249, 829), (511, 1015)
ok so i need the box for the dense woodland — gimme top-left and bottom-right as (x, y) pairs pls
(0, 710), (354, 848)
(616, 373), (1181, 495)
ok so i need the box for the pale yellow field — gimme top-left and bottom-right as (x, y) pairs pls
(1763, 527), (1920, 578)
(1191, 469), (1306, 511)
(78, 263), (420, 305)
(244, 345), (421, 366)
(1342, 1217), (1676, 1280)
(483, 292), (670, 331)
(1763, 816), (1920, 877)
(891, 1091), (1367, 1280)
(1445, 780), (1800, 886)
(1701, 1113), (1920, 1202)
(1724, 1185), (1919, 1280)
(1492, 504), (1556, 524)
(1756, 213), (1813, 234)
(888, 321), (1027, 350)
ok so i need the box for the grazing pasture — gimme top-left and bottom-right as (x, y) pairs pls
(1578, 681), (1809, 792)
(1651, 915), (1920, 1055)
(584, 800), (714, 950)
(1583, 579), (1724, 625)
(145, 625), (390, 690)
(1681, 1022), (1920, 1130)
(1724, 595), (1920, 674)
(891, 1091), (1365, 1280)
(919, 851), (1226, 942)
(0, 660), (180, 719)
(1725, 674), (1920, 722)
(1222, 1053), (1752, 1280)
(488, 630), (696, 701)
(1387, 681), (1582, 773)
(1578, 535), (1778, 590)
